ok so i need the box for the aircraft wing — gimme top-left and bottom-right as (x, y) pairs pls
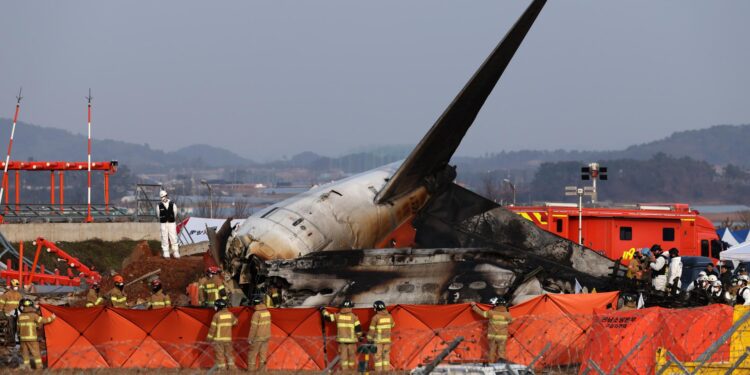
(376, 0), (546, 204)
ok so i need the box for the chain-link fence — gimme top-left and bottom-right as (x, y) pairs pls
(9, 304), (749, 373)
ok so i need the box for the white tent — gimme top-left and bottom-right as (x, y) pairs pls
(719, 228), (741, 247)
(720, 240), (750, 262)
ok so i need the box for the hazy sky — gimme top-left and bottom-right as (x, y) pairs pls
(1, 1), (748, 161)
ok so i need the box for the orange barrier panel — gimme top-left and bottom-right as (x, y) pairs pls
(507, 292), (619, 368)
(579, 304), (732, 375)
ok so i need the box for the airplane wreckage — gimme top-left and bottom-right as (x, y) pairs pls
(210, 0), (630, 307)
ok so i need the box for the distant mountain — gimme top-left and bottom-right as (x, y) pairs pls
(0, 119), (252, 169)
(455, 124), (750, 172)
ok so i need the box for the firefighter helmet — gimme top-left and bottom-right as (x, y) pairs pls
(214, 299), (228, 310)
(373, 300), (386, 311)
(490, 296), (507, 307)
(20, 298), (34, 310)
(739, 275), (749, 284)
(624, 294), (637, 304)
(707, 275), (718, 283)
(113, 275), (124, 283)
(341, 300), (354, 308)
(151, 279), (162, 291)
(251, 296), (263, 306)
(159, 190), (168, 198)
(10, 279), (20, 287)
(207, 266), (221, 275)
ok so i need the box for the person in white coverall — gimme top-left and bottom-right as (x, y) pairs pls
(157, 190), (180, 258)
(649, 246), (669, 292)
(667, 248), (683, 294)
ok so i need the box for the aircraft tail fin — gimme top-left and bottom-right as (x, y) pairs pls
(376, 0), (546, 203)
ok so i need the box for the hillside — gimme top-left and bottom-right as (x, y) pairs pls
(0, 119), (252, 169)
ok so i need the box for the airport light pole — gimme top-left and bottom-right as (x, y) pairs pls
(200, 179), (214, 219)
(565, 186), (595, 246)
(503, 179), (516, 206)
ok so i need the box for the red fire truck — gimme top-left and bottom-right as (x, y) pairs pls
(509, 203), (722, 261)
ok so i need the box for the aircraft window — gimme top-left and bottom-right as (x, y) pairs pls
(260, 207), (278, 219)
(556, 219), (563, 233)
(662, 228), (675, 242)
(701, 240), (709, 257)
(397, 284), (415, 293)
(619, 227), (632, 241)
(292, 218), (303, 226)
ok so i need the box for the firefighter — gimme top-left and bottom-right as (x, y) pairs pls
(321, 300), (362, 371)
(648, 246), (669, 292)
(619, 294), (637, 311)
(367, 300), (395, 372)
(85, 281), (104, 307)
(199, 266), (226, 307)
(206, 299), (238, 370)
(471, 296), (512, 363)
(108, 275), (128, 308)
(264, 285), (281, 307)
(1, 279), (22, 314)
(17, 299), (55, 370)
(247, 296), (272, 371)
(1, 279), (23, 347)
(736, 275), (750, 306)
(148, 279), (171, 309)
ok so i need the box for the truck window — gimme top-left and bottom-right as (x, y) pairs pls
(711, 240), (723, 259)
(556, 219), (563, 233)
(620, 227), (632, 241)
(663, 228), (675, 242)
(701, 240), (709, 258)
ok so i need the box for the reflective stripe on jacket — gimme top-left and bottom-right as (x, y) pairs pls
(149, 291), (171, 309)
(18, 312), (55, 341)
(472, 305), (511, 340)
(108, 288), (128, 308)
(207, 310), (237, 342)
(249, 305), (272, 342)
(199, 276), (226, 303)
(85, 289), (104, 308)
(323, 309), (361, 343)
(367, 311), (395, 344)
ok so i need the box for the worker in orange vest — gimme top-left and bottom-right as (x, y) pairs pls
(17, 299), (55, 370)
(85, 281), (104, 307)
(147, 279), (171, 309)
(247, 296), (272, 371)
(107, 275), (128, 308)
(322, 299), (362, 371)
(471, 297), (512, 363)
(199, 266), (226, 307)
(207, 299), (238, 370)
(367, 300), (395, 372)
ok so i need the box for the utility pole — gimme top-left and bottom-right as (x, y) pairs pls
(201, 179), (214, 218)
(0, 88), (22, 219)
(581, 162), (608, 204)
(503, 178), (516, 206)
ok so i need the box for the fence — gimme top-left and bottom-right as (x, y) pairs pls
(36, 303), (750, 373)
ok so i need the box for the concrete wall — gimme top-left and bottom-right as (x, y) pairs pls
(0, 222), (161, 243)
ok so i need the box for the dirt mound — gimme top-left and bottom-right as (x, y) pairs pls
(98, 242), (206, 306)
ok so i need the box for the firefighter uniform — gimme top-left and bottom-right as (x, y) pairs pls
(323, 308), (362, 370)
(207, 307), (238, 369)
(264, 287), (281, 307)
(367, 310), (395, 371)
(148, 290), (171, 309)
(108, 287), (128, 308)
(85, 288), (104, 308)
(18, 307), (55, 369)
(0, 288), (22, 314)
(247, 303), (272, 370)
(199, 275), (226, 306)
(472, 304), (512, 363)
(0, 285), (22, 347)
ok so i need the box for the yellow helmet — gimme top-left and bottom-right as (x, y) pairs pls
(10, 279), (20, 287)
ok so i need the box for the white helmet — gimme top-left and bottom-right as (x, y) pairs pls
(697, 275), (708, 282)
(739, 275), (749, 282)
(707, 275), (718, 283)
(159, 190), (168, 198)
(698, 271), (707, 278)
(712, 280), (722, 287)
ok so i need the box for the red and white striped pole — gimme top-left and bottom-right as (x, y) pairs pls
(85, 89), (93, 223)
(0, 88), (23, 219)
